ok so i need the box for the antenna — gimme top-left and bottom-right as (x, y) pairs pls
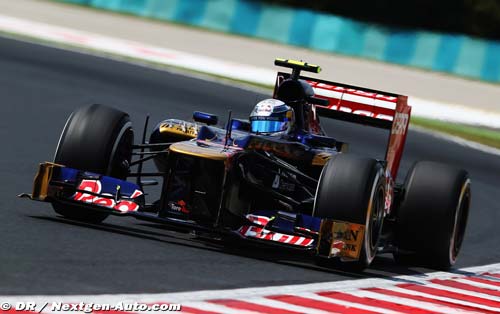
(224, 110), (233, 148)
(136, 114), (149, 189)
(291, 67), (301, 81)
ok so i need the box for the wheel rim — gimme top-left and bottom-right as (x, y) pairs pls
(449, 179), (471, 264)
(108, 122), (133, 179)
(370, 185), (385, 250)
(364, 170), (385, 264)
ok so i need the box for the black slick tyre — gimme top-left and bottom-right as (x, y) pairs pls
(53, 104), (134, 223)
(394, 161), (471, 270)
(314, 154), (386, 270)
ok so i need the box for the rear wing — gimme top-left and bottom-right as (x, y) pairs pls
(274, 72), (412, 179)
(310, 80), (398, 130)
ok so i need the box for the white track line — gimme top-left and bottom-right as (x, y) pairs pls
(387, 286), (500, 312)
(482, 275), (500, 282)
(180, 301), (262, 314)
(4, 264), (500, 304)
(455, 278), (500, 291)
(240, 297), (334, 314)
(0, 14), (275, 86)
(348, 289), (480, 314)
(363, 268), (411, 278)
(296, 292), (404, 314)
(2, 265), (500, 314)
(423, 282), (500, 302)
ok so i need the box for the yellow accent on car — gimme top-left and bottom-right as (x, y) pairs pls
(31, 162), (64, 201)
(311, 152), (332, 166)
(159, 122), (198, 138)
(274, 58), (322, 73)
(169, 141), (229, 161)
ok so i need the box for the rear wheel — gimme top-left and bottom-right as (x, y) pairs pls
(53, 104), (134, 223)
(314, 154), (386, 270)
(394, 161), (471, 269)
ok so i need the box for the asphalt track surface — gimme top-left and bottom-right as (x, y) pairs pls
(1, 36), (499, 295)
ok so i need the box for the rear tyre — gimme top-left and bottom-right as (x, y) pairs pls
(53, 104), (134, 223)
(394, 161), (471, 270)
(313, 154), (386, 270)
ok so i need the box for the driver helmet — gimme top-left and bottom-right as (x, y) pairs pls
(249, 99), (294, 135)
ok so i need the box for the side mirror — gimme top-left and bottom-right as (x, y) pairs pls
(193, 111), (218, 126)
(230, 119), (251, 132)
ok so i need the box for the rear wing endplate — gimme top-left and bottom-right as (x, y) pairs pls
(274, 72), (412, 179)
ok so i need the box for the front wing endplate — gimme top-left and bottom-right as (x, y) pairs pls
(317, 220), (365, 260)
(31, 162), (63, 201)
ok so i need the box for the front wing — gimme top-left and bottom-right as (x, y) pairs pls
(23, 162), (366, 261)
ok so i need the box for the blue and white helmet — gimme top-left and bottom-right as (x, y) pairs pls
(249, 99), (294, 135)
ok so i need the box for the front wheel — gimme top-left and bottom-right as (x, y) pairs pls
(313, 154), (386, 270)
(394, 161), (471, 269)
(53, 104), (134, 223)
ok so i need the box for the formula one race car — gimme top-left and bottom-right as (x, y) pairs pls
(21, 58), (471, 270)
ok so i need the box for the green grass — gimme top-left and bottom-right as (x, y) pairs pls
(411, 117), (500, 149)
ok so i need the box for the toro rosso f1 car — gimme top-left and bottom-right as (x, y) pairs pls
(21, 59), (471, 270)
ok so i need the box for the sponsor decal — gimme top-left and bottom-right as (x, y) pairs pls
(253, 99), (284, 117)
(386, 97), (411, 179)
(167, 200), (189, 214)
(240, 215), (314, 246)
(246, 214), (271, 226)
(318, 220), (365, 260)
(238, 225), (314, 247)
(294, 226), (319, 235)
(384, 169), (394, 214)
(391, 112), (409, 135)
(331, 240), (345, 256)
(328, 104), (394, 121)
(309, 81), (399, 121)
(309, 81), (398, 102)
(332, 221), (365, 259)
(159, 119), (198, 137)
(255, 104), (273, 116)
(73, 179), (142, 212)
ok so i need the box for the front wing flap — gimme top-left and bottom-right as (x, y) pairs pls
(234, 213), (365, 259)
(25, 162), (145, 214)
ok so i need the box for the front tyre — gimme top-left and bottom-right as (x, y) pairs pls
(314, 154), (386, 270)
(53, 104), (134, 223)
(394, 161), (471, 269)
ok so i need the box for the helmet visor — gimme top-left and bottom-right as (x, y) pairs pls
(250, 119), (288, 133)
